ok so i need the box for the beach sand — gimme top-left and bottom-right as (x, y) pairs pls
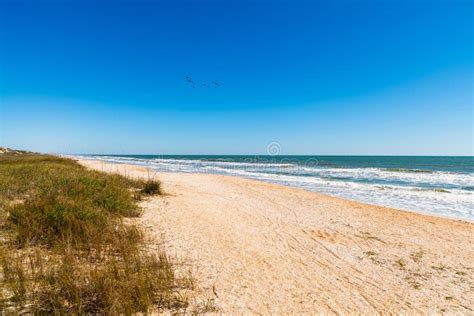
(78, 159), (473, 314)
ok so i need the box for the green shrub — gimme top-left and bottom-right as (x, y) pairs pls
(141, 180), (162, 196)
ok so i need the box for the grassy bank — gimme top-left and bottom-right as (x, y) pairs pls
(0, 151), (189, 314)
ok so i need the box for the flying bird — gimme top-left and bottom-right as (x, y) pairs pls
(184, 76), (220, 89)
(185, 76), (196, 88)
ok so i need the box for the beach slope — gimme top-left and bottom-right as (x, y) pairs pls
(79, 159), (473, 314)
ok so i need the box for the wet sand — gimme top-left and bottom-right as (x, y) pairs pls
(79, 159), (474, 314)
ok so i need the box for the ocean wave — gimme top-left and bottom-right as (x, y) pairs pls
(383, 168), (433, 174)
(150, 158), (295, 168)
(75, 155), (474, 221)
(84, 155), (474, 190)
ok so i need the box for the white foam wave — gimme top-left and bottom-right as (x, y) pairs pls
(76, 155), (474, 221)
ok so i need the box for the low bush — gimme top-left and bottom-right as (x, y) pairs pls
(141, 180), (162, 196)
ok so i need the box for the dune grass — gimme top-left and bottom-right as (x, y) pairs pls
(141, 180), (163, 196)
(0, 152), (189, 313)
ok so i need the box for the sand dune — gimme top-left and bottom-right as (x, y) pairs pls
(79, 159), (474, 314)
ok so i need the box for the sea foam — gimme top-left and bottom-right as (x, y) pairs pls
(75, 155), (474, 221)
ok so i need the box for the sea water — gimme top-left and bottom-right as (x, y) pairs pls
(76, 155), (474, 221)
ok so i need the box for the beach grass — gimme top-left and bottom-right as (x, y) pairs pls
(141, 179), (163, 196)
(0, 151), (189, 313)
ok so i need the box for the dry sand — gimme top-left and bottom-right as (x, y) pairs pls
(79, 159), (474, 314)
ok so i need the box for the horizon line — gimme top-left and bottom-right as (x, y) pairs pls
(67, 153), (474, 158)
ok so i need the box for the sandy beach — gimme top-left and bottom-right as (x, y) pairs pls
(79, 159), (474, 314)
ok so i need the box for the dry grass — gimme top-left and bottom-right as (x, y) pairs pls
(0, 152), (188, 313)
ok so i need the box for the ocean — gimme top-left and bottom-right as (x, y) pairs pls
(76, 155), (474, 221)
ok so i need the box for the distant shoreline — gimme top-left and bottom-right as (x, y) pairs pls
(72, 155), (474, 222)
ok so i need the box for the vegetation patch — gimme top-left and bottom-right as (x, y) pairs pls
(141, 180), (162, 196)
(0, 151), (189, 313)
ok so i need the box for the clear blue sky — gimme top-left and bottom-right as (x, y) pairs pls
(1, 0), (473, 155)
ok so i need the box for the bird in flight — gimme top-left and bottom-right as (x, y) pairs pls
(185, 76), (196, 88)
(185, 76), (220, 89)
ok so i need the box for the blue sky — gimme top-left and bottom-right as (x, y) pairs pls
(1, 0), (473, 155)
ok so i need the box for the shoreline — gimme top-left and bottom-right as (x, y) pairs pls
(78, 158), (474, 313)
(74, 156), (472, 224)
